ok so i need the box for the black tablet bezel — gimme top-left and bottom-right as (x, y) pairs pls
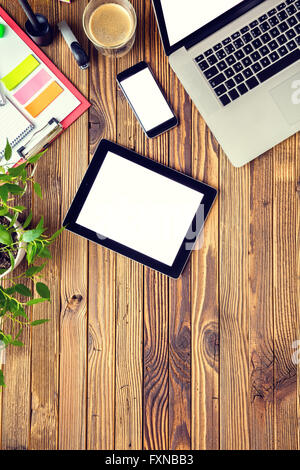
(63, 139), (217, 278)
(151, 0), (266, 56)
(117, 61), (178, 139)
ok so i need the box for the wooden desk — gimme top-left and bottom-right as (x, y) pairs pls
(0, 0), (299, 450)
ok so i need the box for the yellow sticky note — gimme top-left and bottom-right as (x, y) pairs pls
(1, 55), (39, 91)
(25, 81), (63, 118)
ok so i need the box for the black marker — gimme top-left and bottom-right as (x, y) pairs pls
(58, 21), (90, 70)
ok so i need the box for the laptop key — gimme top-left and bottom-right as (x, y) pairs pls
(257, 49), (300, 82)
(233, 62), (243, 73)
(217, 60), (227, 71)
(286, 28), (296, 38)
(251, 26), (262, 37)
(228, 89), (239, 100)
(243, 67), (253, 78)
(246, 76), (259, 90)
(195, 54), (204, 62)
(237, 83), (248, 95)
(251, 51), (261, 62)
(278, 33), (288, 44)
(260, 21), (270, 32)
(204, 65), (218, 78)
(242, 32), (253, 42)
(252, 38), (263, 48)
(287, 5), (296, 14)
(222, 37), (231, 45)
(259, 45), (270, 55)
(269, 51), (279, 62)
(198, 60), (209, 71)
(241, 26), (249, 34)
(244, 44), (254, 54)
(226, 54), (236, 65)
(204, 48), (213, 57)
(209, 73), (226, 87)
(261, 57), (271, 67)
(219, 94), (231, 106)
(214, 84), (227, 96)
(261, 32), (271, 43)
(287, 39), (297, 49)
(225, 44), (235, 54)
(235, 49), (245, 60)
(207, 54), (218, 65)
(269, 39), (278, 50)
(278, 10), (288, 20)
(267, 9), (277, 16)
(269, 16), (279, 26)
(231, 31), (240, 39)
(213, 43), (222, 51)
(224, 67), (234, 78)
(279, 21), (289, 32)
(234, 38), (244, 48)
(278, 45), (289, 55)
(258, 14), (268, 22)
(250, 20), (258, 28)
(242, 57), (252, 67)
(287, 15), (297, 26)
(225, 78), (236, 89)
(234, 73), (244, 84)
(277, 3), (287, 11)
(216, 50), (226, 60)
(252, 62), (262, 72)
(270, 27), (280, 37)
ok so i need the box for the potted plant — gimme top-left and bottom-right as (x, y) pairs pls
(0, 140), (63, 387)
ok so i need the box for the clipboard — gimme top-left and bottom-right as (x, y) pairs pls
(0, 6), (90, 163)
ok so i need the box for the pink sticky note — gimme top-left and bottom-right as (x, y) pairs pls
(14, 69), (51, 105)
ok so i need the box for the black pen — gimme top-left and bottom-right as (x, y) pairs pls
(58, 21), (90, 70)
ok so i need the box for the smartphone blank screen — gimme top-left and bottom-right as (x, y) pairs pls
(76, 151), (204, 266)
(120, 67), (174, 132)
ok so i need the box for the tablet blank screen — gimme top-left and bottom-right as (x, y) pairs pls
(76, 152), (204, 266)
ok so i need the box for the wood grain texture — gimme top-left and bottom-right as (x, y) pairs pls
(168, 68), (192, 451)
(114, 0), (144, 449)
(249, 150), (274, 450)
(191, 111), (219, 450)
(87, 47), (117, 450)
(58, 0), (89, 450)
(0, 0), (299, 451)
(143, 0), (170, 451)
(273, 137), (298, 450)
(219, 150), (250, 450)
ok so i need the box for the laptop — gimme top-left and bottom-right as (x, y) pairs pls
(152, 0), (300, 167)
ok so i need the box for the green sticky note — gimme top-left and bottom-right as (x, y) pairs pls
(0, 24), (5, 38)
(1, 55), (39, 91)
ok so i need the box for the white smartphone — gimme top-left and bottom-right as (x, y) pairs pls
(117, 61), (178, 138)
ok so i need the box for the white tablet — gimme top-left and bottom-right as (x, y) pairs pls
(64, 140), (217, 278)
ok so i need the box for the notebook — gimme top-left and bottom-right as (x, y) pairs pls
(0, 99), (34, 159)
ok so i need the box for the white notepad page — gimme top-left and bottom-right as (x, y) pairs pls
(76, 152), (204, 266)
(0, 99), (33, 158)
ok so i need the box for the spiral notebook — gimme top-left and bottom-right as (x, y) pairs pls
(0, 99), (34, 159)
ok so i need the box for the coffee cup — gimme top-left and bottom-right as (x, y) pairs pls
(83, 0), (137, 58)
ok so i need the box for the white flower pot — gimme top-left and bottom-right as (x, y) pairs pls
(0, 219), (27, 279)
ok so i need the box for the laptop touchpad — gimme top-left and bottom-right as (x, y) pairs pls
(269, 72), (300, 125)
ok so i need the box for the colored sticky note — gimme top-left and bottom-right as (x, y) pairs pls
(0, 24), (5, 38)
(25, 81), (64, 118)
(1, 55), (39, 91)
(14, 69), (51, 105)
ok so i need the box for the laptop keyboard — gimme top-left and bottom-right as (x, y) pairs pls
(194, 0), (300, 106)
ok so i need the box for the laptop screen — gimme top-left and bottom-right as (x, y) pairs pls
(160, 0), (243, 47)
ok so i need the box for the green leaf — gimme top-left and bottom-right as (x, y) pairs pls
(0, 185), (8, 203)
(16, 305), (28, 320)
(50, 226), (65, 241)
(38, 247), (51, 259)
(8, 163), (26, 177)
(8, 299), (19, 314)
(25, 263), (46, 277)
(4, 183), (24, 195)
(22, 226), (44, 243)
(11, 340), (24, 347)
(33, 182), (43, 199)
(0, 206), (8, 216)
(5, 286), (15, 295)
(14, 328), (23, 340)
(8, 250), (15, 271)
(13, 205), (26, 213)
(36, 282), (50, 300)
(27, 151), (46, 165)
(23, 211), (32, 229)
(26, 298), (47, 306)
(0, 225), (13, 245)
(30, 319), (49, 326)
(15, 283), (33, 298)
(26, 243), (36, 265)
(4, 139), (12, 161)
(0, 369), (5, 387)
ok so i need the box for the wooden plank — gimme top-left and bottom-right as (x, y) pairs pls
(87, 43), (117, 451)
(297, 132), (300, 451)
(191, 111), (219, 450)
(249, 150), (274, 449)
(0, 1), (33, 450)
(143, 1), (170, 450)
(273, 136), (298, 450)
(114, 0), (144, 450)
(168, 70), (192, 450)
(58, 0), (89, 450)
(219, 150), (250, 450)
(29, 0), (60, 450)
